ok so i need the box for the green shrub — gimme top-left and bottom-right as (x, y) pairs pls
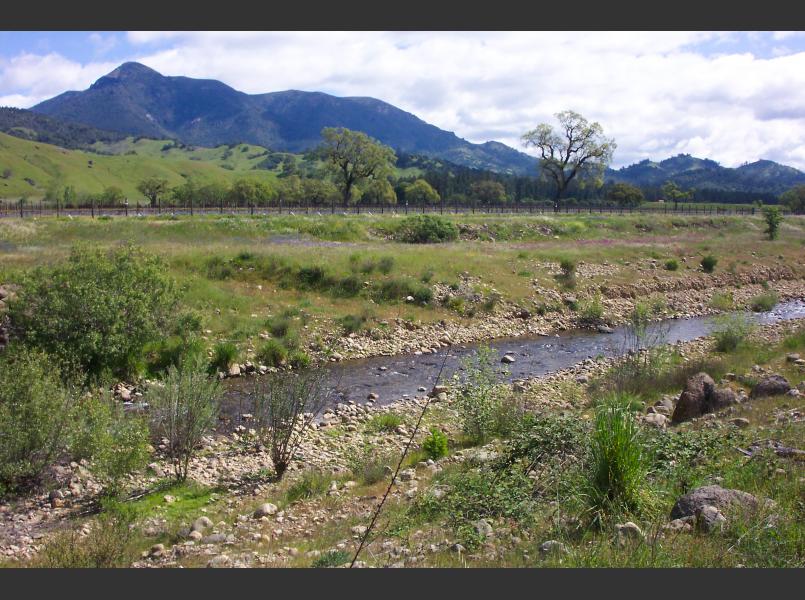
(762, 206), (783, 240)
(266, 315), (293, 338)
(579, 294), (605, 325)
(281, 330), (301, 351)
(374, 278), (432, 304)
(7, 244), (179, 381)
(422, 427), (448, 460)
(285, 469), (332, 502)
(412, 285), (433, 304)
(664, 259), (679, 271)
(174, 311), (203, 336)
(345, 443), (394, 485)
(33, 502), (139, 568)
(256, 338), (288, 367)
(712, 313), (754, 352)
(209, 341), (238, 373)
(334, 274), (363, 297)
(296, 265), (329, 289)
(205, 256), (234, 280)
(378, 256), (395, 274)
(396, 215), (459, 243)
(312, 549), (352, 568)
(709, 291), (735, 311)
(701, 255), (718, 273)
(0, 346), (76, 497)
(148, 357), (221, 481)
(452, 346), (510, 443)
(338, 313), (368, 335)
(559, 258), (576, 277)
(584, 393), (649, 521)
(420, 269), (434, 283)
(288, 350), (311, 369)
(481, 291), (501, 313)
(445, 296), (466, 314)
(72, 393), (150, 496)
(367, 412), (404, 433)
(749, 290), (779, 312)
(147, 335), (206, 375)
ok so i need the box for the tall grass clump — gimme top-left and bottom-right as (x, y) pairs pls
(285, 468), (332, 502)
(395, 214), (459, 243)
(701, 255), (718, 273)
(584, 393), (649, 523)
(749, 290), (779, 312)
(256, 338), (288, 367)
(709, 291), (735, 312)
(712, 313), (754, 352)
(664, 258), (679, 271)
(209, 341), (238, 373)
(366, 412), (404, 433)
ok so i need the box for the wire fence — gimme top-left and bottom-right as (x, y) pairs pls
(0, 200), (798, 219)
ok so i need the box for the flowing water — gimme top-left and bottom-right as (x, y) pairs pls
(221, 298), (805, 423)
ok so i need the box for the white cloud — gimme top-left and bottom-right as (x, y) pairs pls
(2, 31), (805, 170)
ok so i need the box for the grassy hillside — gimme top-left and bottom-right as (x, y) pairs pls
(0, 132), (286, 202)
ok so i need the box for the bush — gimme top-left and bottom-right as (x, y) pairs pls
(345, 443), (395, 485)
(296, 265), (329, 289)
(266, 315), (293, 338)
(750, 290), (779, 312)
(334, 274), (363, 297)
(578, 294), (605, 325)
(205, 256), (234, 280)
(338, 313), (368, 335)
(33, 502), (139, 568)
(452, 346), (510, 444)
(378, 256), (395, 274)
(374, 277), (433, 304)
(701, 255), (718, 273)
(559, 258), (576, 277)
(288, 350), (311, 369)
(762, 206), (783, 240)
(420, 269), (434, 283)
(0, 346), (76, 497)
(147, 335), (206, 375)
(712, 313), (754, 352)
(209, 341), (238, 373)
(584, 394), (649, 521)
(250, 369), (332, 480)
(72, 392), (150, 496)
(396, 215), (459, 243)
(7, 244), (179, 381)
(285, 468), (332, 502)
(256, 338), (288, 367)
(367, 412), (404, 433)
(709, 291), (735, 312)
(664, 259), (679, 271)
(422, 427), (448, 460)
(312, 549), (352, 568)
(148, 357), (221, 481)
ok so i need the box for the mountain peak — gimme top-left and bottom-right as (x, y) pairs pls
(104, 62), (161, 80)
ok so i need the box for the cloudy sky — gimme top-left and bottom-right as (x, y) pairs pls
(2, 31), (805, 169)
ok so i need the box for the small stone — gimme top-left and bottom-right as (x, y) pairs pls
(501, 354), (516, 364)
(730, 417), (750, 428)
(351, 525), (368, 536)
(163, 495), (176, 504)
(149, 543), (166, 558)
(253, 503), (278, 518)
(473, 519), (494, 538)
(539, 540), (568, 556)
(616, 522), (644, 545)
(696, 505), (727, 533)
(207, 555), (232, 568)
(188, 530), (203, 541)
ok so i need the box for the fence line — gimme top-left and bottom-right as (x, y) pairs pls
(0, 201), (798, 219)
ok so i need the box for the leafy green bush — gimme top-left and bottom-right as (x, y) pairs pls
(762, 205), (783, 240)
(256, 338), (288, 367)
(578, 294), (605, 325)
(396, 215), (459, 243)
(452, 346), (510, 443)
(584, 393), (649, 521)
(147, 357), (221, 481)
(209, 341), (238, 373)
(701, 255), (718, 273)
(33, 501), (139, 568)
(338, 313), (368, 335)
(749, 290), (779, 312)
(445, 296), (466, 314)
(147, 335), (206, 375)
(312, 549), (352, 568)
(285, 469), (332, 502)
(295, 265), (329, 289)
(288, 350), (311, 369)
(334, 274), (363, 297)
(374, 278), (433, 304)
(0, 346), (76, 497)
(7, 244), (179, 381)
(266, 315), (292, 338)
(559, 258), (576, 277)
(367, 412), (404, 433)
(664, 259), (679, 271)
(709, 291), (735, 311)
(422, 427), (448, 460)
(378, 256), (395, 274)
(712, 313), (754, 352)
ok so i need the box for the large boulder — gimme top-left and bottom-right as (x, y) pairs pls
(670, 485), (761, 520)
(672, 373), (715, 423)
(750, 375), (791, 399)
(671, 373), (740, 423)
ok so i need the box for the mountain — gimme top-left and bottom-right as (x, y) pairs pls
(0, 107), (126, 150)
(606, 154), (805, 196)
(32, 62), (536, 175)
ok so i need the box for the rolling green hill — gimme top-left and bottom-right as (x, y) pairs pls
(0, 132), (284, 202)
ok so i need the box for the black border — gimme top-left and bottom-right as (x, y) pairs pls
(3, 0), (805, 30)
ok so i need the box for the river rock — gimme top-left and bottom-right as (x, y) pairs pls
(597, 325), (615, 334)
(192, 516), (213, 532)
(672, 372), (715, 423)
(253, 503), (278, 518)
(695, 505), (727, 533)
(643, 413), (668, 429)
(670, 485), (762, 520)
(501, 354), (516, 364)
(750, 375), (791, 399)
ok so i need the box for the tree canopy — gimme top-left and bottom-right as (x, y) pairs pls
(780, 185), (805, 213)
(404, 179), (440, 205)
(320, 127), (397, 206)
(521, 110), (615, 209)
(606, 182), (644, 207)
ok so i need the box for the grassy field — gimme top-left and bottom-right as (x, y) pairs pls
(2, 212), (804, 366)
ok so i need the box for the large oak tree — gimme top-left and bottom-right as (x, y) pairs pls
(522, 111), (615, 211)
(320, 127), (396, 207)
